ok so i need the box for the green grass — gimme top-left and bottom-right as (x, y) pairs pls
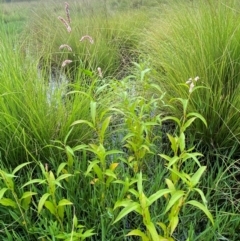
(141, 0), (240, 154)
(0, 0), (239, 240)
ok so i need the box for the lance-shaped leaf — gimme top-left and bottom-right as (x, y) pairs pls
(148, 189), (172, 206)
(127, 229), (150, 241)
(38, 193), (51, 213)
(190, 166), (206, 187)
(165, 190), (185, 213)
(12, 162), (31, 175)
(113, 201), (140, 224)
(186, 200), (214, 225)
(187, 112), (207, 127)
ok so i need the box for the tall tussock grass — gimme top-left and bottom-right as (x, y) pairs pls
(142, 0), (240, 154)
(0, 25), (97, 165)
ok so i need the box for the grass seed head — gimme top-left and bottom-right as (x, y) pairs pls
(65, 2), (71, 24)
(58, 16), (71, 33)
(59, 44), (72, 51)
(80, 35), (94, 44)
(62, 59), (73, 67)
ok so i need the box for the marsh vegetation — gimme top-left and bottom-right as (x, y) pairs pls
(0, 0), (240, 240)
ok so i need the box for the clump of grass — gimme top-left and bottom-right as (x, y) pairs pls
(142, 0), (240, 154)
(0, 24), (99, 165)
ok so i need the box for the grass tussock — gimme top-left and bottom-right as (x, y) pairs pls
(142, 0), (240, 153)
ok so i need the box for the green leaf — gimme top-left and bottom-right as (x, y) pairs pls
(85, 160), (100, 177)
(105, 149), (124, 156)
(73, 214), (78, 227)
(100, 116), (112, 140)
(187, 112), (207, 127)
(21, 191), (37, 200)
(167, 134), (178, 153)
(168, 168), (190, 186)
(90, 101), (97, 126)
(162, 116), (181, 127)
(186, 200), (214, 225)
(71, 120), (94, 129)
(157, 222), (167, 236)
(81, 229), (95, 238)
(159, 154), (172, 162)
(93, 164), (103, 180)
(181, 152), (202, 167)
(127, 229), (150, 241)
(148, 189), (172, 205)
(181, 117), (196, 133)
(21, 191), (37, 210)
(58, 199), (73, 207)
(191, 166), (206, 187)
(165, 190), (185, 213)
(38, 193), (51, 213)
(0, 188), (8, 199)
(21, 179), (46, 188)
(174, 98), (188, 116)
(146, 221), (160, 241)
(0, 171), (15, 189)
(137, 172), (143, 193)
(113, 202), (140, 224)
(165, 179), (175, 191)
(170, 215), (179, 235)
(72, 144), (88, 152)
(58, 205), (64, 220)
(48, 171), (56, 194)
(0, 198), (17, 208)
(56, 174), (72, 182)
(57, 162), (68, 177)
(66, 145), (74, 157)
(193, 188), (208, 205)
(167, 156), (180, 168)
(12, 162), (31, 175)
(129, 188), (139, 198)
(105, 169), (117, 179)
(178, 132), (185, 152)
(63, 128), (73, 144)
(44, 201), (56, 215)
(114, 199), (133, 209)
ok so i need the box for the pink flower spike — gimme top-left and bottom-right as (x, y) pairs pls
(62, 60), (73, 67)
(80, 35), (94, 44)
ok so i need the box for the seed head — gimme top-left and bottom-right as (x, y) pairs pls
(58, 16), (71, 33)
(62, 59), (73, 67)
(59, 44), (72, 52)
(65, 2), (71, 24)
(97, 67), (103, 78)
(80, 35), (94, 44)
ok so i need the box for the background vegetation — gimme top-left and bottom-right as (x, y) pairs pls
(0, 0), (239, 240)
